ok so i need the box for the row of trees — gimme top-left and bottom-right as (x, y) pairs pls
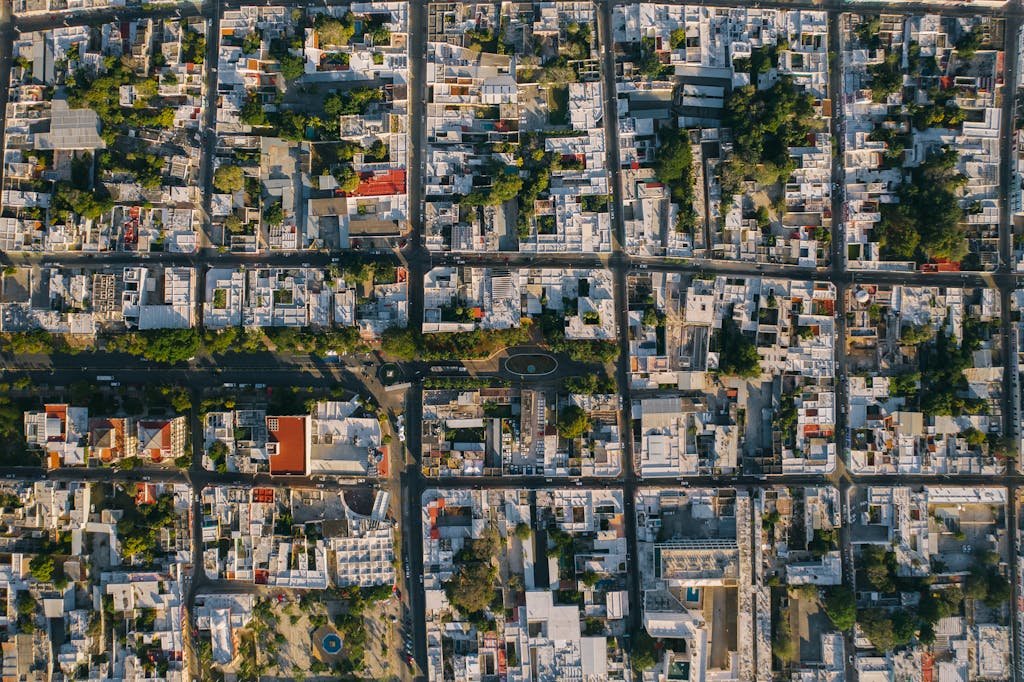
(381, 325), (533, 362)
(94, 322), (373, 364)
(564, 374), (616, 394)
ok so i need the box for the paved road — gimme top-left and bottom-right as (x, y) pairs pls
(998, 11), (1024, 676)
(597, 0), (646, 644)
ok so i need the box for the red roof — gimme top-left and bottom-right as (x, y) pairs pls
(350, 169), (406, 197)
(267, 416), (307, 475)
(135, 483), (157, 506)
(252, 488), (275, 504)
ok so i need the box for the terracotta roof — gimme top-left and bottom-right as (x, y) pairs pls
(267, 416), (307, 475)
(350, 169), (406, 197)
(135, 483), (157, 506)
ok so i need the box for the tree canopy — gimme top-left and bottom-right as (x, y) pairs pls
(821, 585), (856, 631)
(878, 147), (967, 263)
(213, 165), (245, 194)
(858, 607), (915, 652)
(324, 87), (384, 118)
(460, 166), (523, 207)
(719, 75), (814, 203)
(106, 328), (201, 364)
(445, 528), (501, 616)
(29, 554), (55, 583)
(654, 127), (698, 232)
(335, 166), (361, 193)
(315, 12), (356, 47)
(717, 316), (761, 378)
(557, 405), (592, 440)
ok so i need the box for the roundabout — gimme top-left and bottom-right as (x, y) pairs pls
(504, 353), (558, 378)
(378, 362), (404, 385)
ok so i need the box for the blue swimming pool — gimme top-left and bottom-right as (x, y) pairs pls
(322, 633), (342, 654)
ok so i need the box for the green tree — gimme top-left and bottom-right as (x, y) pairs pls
(719, 74), (814, 203)
(717, 317), (761, 378)
(962, 427), (987, 447)
(564, 375), (615, 394)
(822, 585), (856, 631)
(213, 165), (245, 194)
(16, 591), (34, 617)
(368, 24), (391, 46)
(279, 53), (304, 81)
(858, 608), (898, 652)
(891, 610), (917, 646)
(630, 630), (658, 672)
(207, 440), (229, 470)
(242, 32), (261, 55)
(117, 456), (141, 471)
(654, 127), (698, 232)
(460, 167), (523, 206)
(52, 182), (113, 221)
(381, 327), (419, 361)
(557, 405), (591, 440)
(773, 613), (798, 664)
(862, 546), (896, 593)
(514, 523), (531, 541)
(956, 25), (983, 58)
(181, 29), (206, 64)
(669, 28), (686, 49)
(264, 200), (285, 227)
(900, 324), (934, 346)
(29, 555), (55, 583)
(918, 587), (962, 624)
(878, 148), (967, 263)
(315, 12), (356, 47)
(445, 528), (501, 616)
(984, 571), (1012, 607)
(323, 87), (383, 117)
(868, 53), (903, 102)
(240, 93), (268, 127)
(890, 371), (921, 397)
(335, 165), (361, 193)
